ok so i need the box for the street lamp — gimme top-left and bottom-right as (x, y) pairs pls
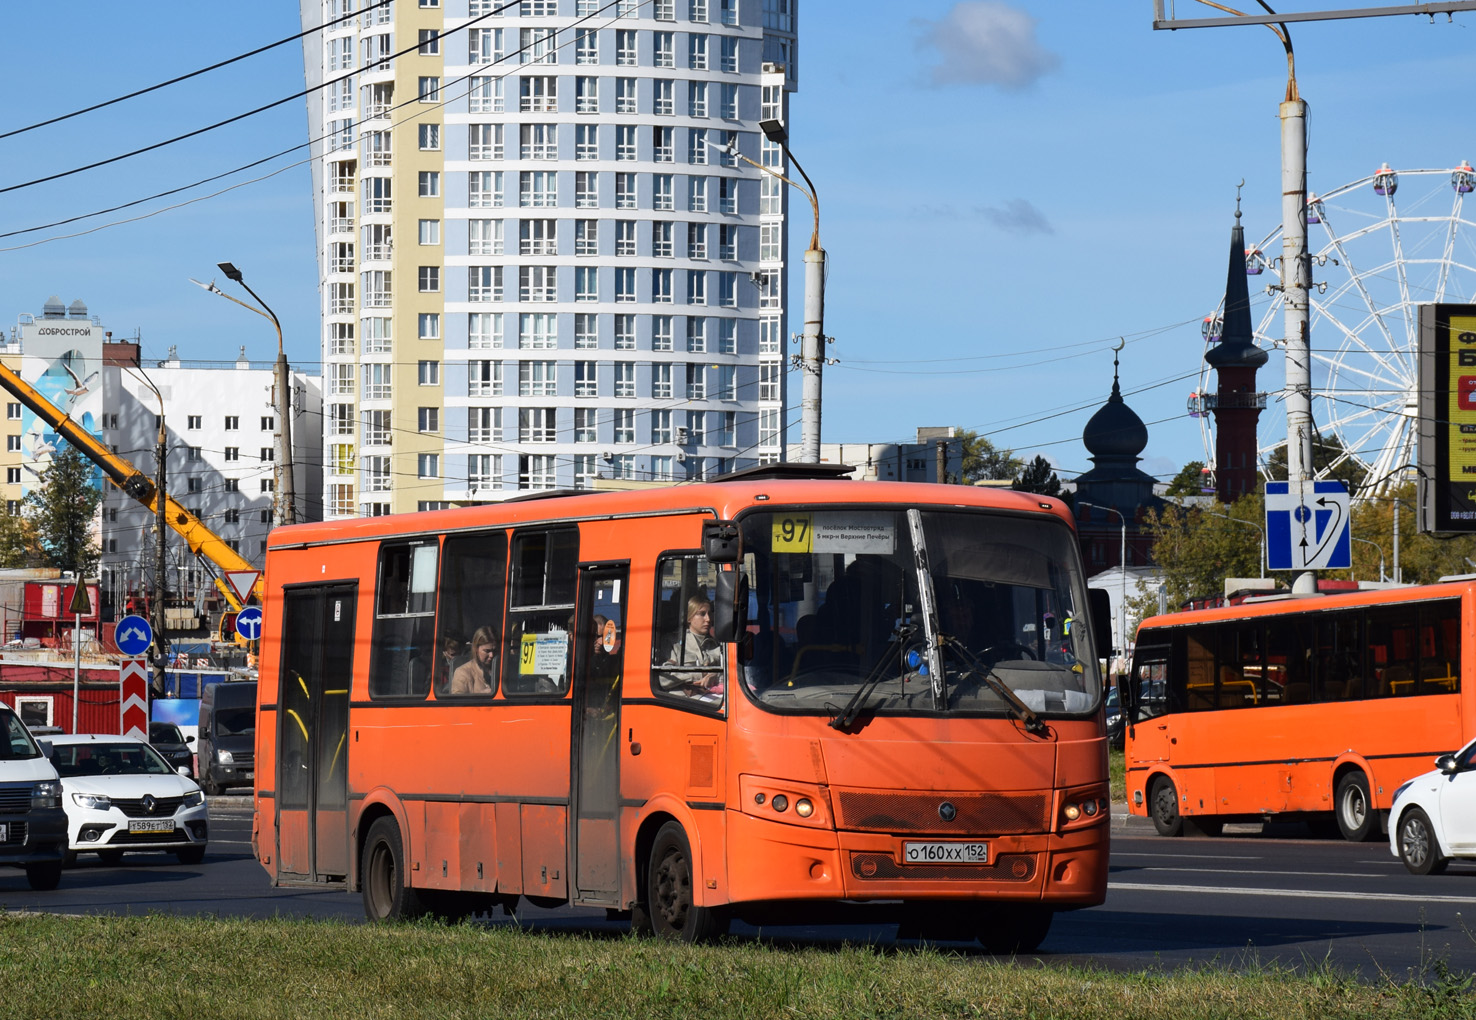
(715, 121), (826, 462)
(1076, 502), (1127, 664)
(190, 266), (296, 526)
(1350, 537), (1386, 583)
(1195, 506), (1267, 580)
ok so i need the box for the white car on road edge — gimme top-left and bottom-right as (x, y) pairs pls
(1389, 739), (1476, 875)
(40, 734), (209, 866)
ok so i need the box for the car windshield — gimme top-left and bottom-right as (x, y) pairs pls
(150, 723), (184, 744)
(50, 742), (174, 777)
(739, 508), (1100, 719)
(0, 712), (41, 760)
(214, 707), (255, 738)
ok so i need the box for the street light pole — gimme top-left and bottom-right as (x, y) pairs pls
(718, 122), (826, 462)
(1350, 537), (1386, 582)
(1077, 502), (1128, 661)
(200, 264), (296, 526)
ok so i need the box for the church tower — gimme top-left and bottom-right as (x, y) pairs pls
(1204, 198), (1269, 502)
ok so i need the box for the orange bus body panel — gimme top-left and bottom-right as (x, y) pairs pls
(252, 480), (1108, 921)
(1126, 581), (1473, 826)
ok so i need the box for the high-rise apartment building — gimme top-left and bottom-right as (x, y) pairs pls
(301, 0), (797, 516)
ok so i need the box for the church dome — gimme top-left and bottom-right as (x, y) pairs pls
(1082, 375), (1148, 459)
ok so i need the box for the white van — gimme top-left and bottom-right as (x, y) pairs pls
(0, 705), (67, 888)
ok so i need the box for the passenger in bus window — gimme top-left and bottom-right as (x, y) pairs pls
(438, 635), (466, 688)
(450, 625), (499, 695)
(662, 594), (723, 699)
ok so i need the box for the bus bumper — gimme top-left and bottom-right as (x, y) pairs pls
(726, 810), (1107, 907)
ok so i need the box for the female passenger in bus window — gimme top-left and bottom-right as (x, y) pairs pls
(450, 625), (498, 695)
(663, 595), (723, 699)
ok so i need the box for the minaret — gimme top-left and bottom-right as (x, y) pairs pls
(1204, 192), (1269, 502)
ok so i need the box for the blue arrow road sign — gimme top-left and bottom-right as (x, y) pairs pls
(1266, 480), (1352, 571)
(234, 606), (264, 641)
(114, 615), (153, 656)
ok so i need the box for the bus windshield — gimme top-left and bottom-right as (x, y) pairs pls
(740, 508), (1098, 720)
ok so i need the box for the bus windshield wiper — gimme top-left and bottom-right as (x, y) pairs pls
(939, 635), (1048, 737)
(828, 623), (912, 732)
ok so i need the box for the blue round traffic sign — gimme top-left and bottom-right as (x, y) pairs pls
(234, 606), (264, 641)
(115, 615), (153, 656)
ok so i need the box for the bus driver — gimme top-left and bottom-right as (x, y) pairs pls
(661, 595), (723, 699)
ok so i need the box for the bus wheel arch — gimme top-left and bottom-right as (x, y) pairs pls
(645, 819), (728, 942)
(1332, 765), (1380, 842)
(354, 796), (411, 893)
(360, 814), (426, 921)
(1148, 772), (1183, 837)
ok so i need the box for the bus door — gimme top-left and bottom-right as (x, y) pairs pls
(570, 563), (629, 906)
(276, 584), (357, 882)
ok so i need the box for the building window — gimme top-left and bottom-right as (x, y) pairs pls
(224, 447), (240, 462)
(5, 436), (19, 453)
(519, 265), (557, 302)
(520, 74), (558, 112)
(616, 29), (637, 66)
(419, 75), (442, 102)
(469, 26), (505, 65)
(575, 28), (598, 64)
(224, 508), (240, 525)
(574, 407), (597, 443)
(575, 123), (598, 160)
(575, 75), (599, 113)
(468, 454), (501, 491)
(719, 270), (738, 307)
(721, 33), (738, 70)
(364, 176), (394, 215)
(652, 267), (674, 303)
(519, 170), (557, 207)
(575, 266), (598, 302)
(653, 315), (674, 351)
(718, 364), (737, 399)
(651, 456), (674, 481)
(688, 222), (708, 259)
(469, 361), (503, 397)
(468, 75), (504, 113)
(520, 26), (556, 64)
(653, 220), (674, 258)
(469, 218), (503, 255)
(518, 361), (557, 397)
(575, 170), (598, 209)
(418, 266), (441, 292)
(613, 409), (635, 444)
(655, 0), (675, 20)
(418, 453), (440, 478)
(653, 363), (673, 398)
(613, 362), (635, 398)
(691, 0), (709, 21)
(575, 313), (598, 348)
(6, 403), (19, 420)
(519, 218), (557, 255)
(419, 218), (441, 245)
(688, 363), (707, 399)
(262, 479), (276, 493)
(654, 31), (675, 67)
(419, 312), (441, 339)
(418, 171), (440, 197)
(5, 468), (20, 485)
(188, 477), (204, 493)
(469, 312), (504, 349)
(718, 411), (736, 446)
(362, 317), (392, 353)
(575, 219), (598, 256)
(519, 312), (558, 348)
(653, 125), (674, 162)
(518, 455), (556, 491)
(689, 176), (708, 213)
(519, 407), (557, 443)
(687, 316), (707, 352)
(654, 78), (674, 116)
(469, 407), (501, 443)
(615, 172), (636, 210)
(187, 415), (202, 430)
(470, 170), (504, 208)
(615, 314), (635, 349)
(654, 173), (674, 211)
(615, 124), (637, 162)
(615, 266), (636, 303)
(520, 123), (557, 160)
(419, 360), (441, 386)
(615, 77), (637, 115)
(574, 361), (598, 397)
(573, 454), (596, 490)
(418, 28), (440, 55)
(689, 410), (706, 444)
(418, 123), (440, 151)
(262, 415), (276, 431)
(760, 361), (780, 401)
(689, 127), (708, 165)
(362, 410), (392, 446)
(225, 478), (240, 492)
(721, 318), (739, 354)
(469, 266), (503, 302)
(187, 446), (203, 461)
(470, 123), (504, 160)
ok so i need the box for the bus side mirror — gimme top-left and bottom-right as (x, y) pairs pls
(703, 520), (741, 564)
(710, 567), (748, 644)
(1088, 588), (1112, 660)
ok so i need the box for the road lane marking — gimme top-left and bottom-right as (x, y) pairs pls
(1110, 881), (1476, 904)
(1113, 852), (1260, 860)
(1134, 867), (1389, 879)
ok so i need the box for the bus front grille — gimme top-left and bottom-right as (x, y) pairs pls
(849, 852), (1037, 882)
(833, 790), (1049, 835)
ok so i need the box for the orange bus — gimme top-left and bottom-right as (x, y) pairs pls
(1124, 580), (1470, 840)
(252, 470), (1111, 950)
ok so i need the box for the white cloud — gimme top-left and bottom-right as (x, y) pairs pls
(979, 199), (1054, 235)
(919, 1), (1060, 89)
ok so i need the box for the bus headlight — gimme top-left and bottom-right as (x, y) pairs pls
(1059, 788), (1109, 831)
(795, 798), (814, 818)
(739, 775), (832, 829)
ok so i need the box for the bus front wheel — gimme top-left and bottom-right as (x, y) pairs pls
(362, 817), (425, 921)
(646, 822), (727, 943)
(1334, 771), (1379, 842)
(1150, 777), (1183, 837)
(977, 905), (1053, 954)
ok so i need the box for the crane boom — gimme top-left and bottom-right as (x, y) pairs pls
(0, 359), (262, 606)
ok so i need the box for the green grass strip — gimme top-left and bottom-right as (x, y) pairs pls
(0, 913), (1472, 1020)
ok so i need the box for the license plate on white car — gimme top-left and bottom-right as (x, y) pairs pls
(903, 841), (989, 864)
(128, 819), (173, 834)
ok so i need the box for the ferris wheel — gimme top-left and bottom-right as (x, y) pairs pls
(1193, 163), (1476, 499)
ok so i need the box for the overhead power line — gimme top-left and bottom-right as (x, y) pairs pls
(0, 0), (391, 142)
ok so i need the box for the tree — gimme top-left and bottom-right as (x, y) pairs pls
(956, 428), (1024, 483)
(1013, 455), (1071, 506)
(1165, 461), (1208, 499)
(1349, 482), (1476, 584)
(1264, 434), (1368, 496)
(25, 446), (103, 575)
(1141, 490), (1266, 609)
(0, 511), (41, 568)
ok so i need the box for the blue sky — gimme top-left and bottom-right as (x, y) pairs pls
(2, 2), (1473, 482)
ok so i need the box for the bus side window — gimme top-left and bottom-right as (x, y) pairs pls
(434, 531), (508, 698)
(504, 528), (579, 696)
(1312, 613), (1360, 702)
(1184, 628), (1216, 712)
(369, 541), (438, 699)
(1419, 600), (1461, 694)
(1368, 606), (1418, 698)
(1267, 615), (1311, 705)
(651, 552), (724, 707)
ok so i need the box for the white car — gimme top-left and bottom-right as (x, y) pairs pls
(41, 734), (209, 866)
(1388, 739), (1476, 875)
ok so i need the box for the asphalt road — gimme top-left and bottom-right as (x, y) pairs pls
(2, 796), (1472, 978)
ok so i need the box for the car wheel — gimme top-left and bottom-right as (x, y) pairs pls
(97, 850), (125, 866)
(1335, 771), (1379, 842)
(1397, 807), (1449, 875)
(977, 905), (1053, 954)
(25, 861), (62, 891)
(201, 774), (221, 797)
(176, 846), (206, 865)
(1150, 776), (1183, 837)
(646, 821), (727, 942)
(361, 817), (425, 922)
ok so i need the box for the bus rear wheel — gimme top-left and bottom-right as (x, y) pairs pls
(1335, 771), (1379, 842)
(362, 817), (425, 921)
(977, 905), (1053, 954)
(646, 822), (726, 943)
(1150, 777), (1183, 837)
